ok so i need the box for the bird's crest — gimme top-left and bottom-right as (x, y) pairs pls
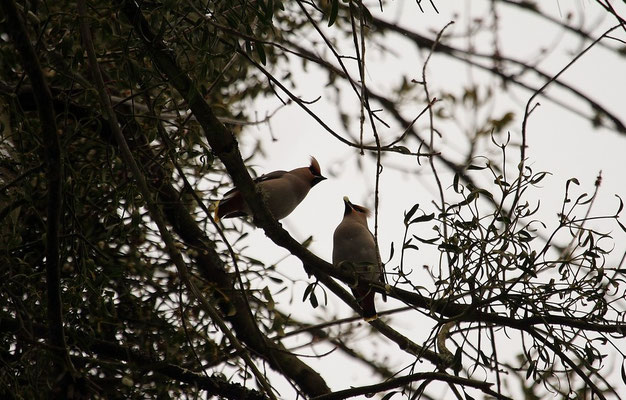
(352, 203), (371, 217)
(309, 156), (322, 176)
(343, 196), (371, 217)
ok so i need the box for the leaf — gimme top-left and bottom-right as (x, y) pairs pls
(463, 390), (476, 400)
(328, 0), (339, 27)
(302, 283), (314, 302)
(385, 242), (395, 263)
(255, 41), (267, 65)
(565, 177), (580, 194)
(615, 194), (624, 215)
(453, 173), (461, 193)
(526, 360), (535, 380)
(403, 243), (419, 252)
(269, 276), (283, 284)
(404, 203), (420, 225)
(410, 213), (435, 224)
(530, 171), (551, 185)
(453, 347), (463, 376)
(439, 243), (461, 253)
(381, 391), (400, 400)
(309, 291), (319, 308)
(262, 287), (275, 310)
(413, 235), (438, 244)
(467, 164), (487, 170)
(393, 145), (411, 154)
(455, 191), (478, 207)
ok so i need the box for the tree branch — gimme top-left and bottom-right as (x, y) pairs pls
(310, 371), (513, 400)
(1, 0), (70, 371)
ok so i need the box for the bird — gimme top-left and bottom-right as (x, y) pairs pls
(332, 196), (383, 321)
(214, 157), (326, 222)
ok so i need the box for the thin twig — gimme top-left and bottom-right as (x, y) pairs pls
(310, 371), (511, 400)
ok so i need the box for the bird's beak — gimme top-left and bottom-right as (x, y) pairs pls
(343, 196), (353, 215)
(312, 175), (327, 186)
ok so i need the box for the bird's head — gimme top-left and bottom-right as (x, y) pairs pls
(342, 196), (371, 219)
(308, 156), (327, 187)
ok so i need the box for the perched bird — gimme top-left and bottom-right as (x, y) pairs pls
(214, 157), (326, 222)
(332, 196), (383, 321)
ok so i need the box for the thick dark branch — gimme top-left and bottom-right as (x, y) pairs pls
(1, 0), (68, 365)
(0, 316), (268, 400)
(310, 371), (512, 400)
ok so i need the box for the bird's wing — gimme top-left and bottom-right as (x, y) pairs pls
(220, 170), (288, 199)
(255, 170), (288, 183)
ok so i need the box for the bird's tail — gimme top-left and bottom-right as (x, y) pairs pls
(353, 287), (378, 321)
(213, 192), (246, 222)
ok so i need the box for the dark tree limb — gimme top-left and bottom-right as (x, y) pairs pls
(0, 0), (70, 372)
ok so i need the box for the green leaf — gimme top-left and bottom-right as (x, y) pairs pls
(255, 41), (267, 65)
(453, 347), (463, 375)
(453, 173), (461, 193)
(530, 171), (551, 185)
(403, 243), (419, 252)
(302, 283), (313, 302)
(262, 287), (275, 310)
(413, 235), (438, 244)
(309, 291), (319, 308)
(410, 213), (435, 224)
(467, 164), (487, 170)
(404, 203), (420, 225)
(393, 145), (411, 154)
(526, 360), (535, 380)
(328, 0), (339, 27)
(381, 391), (400, 400)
